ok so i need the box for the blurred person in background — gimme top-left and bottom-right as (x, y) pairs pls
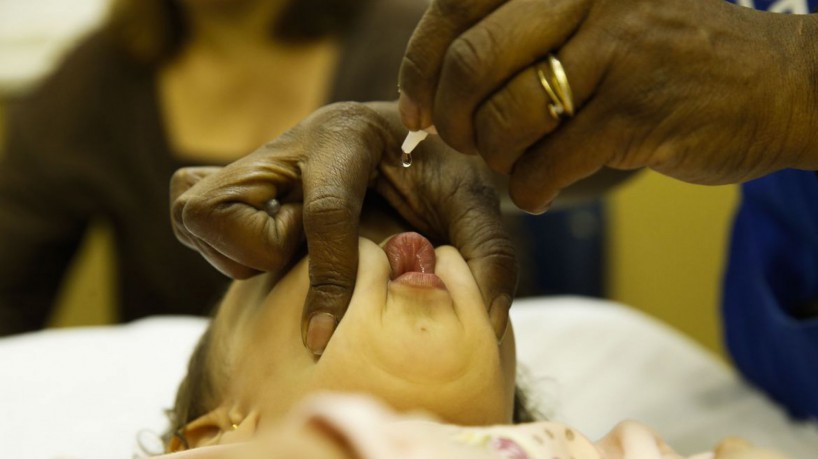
(0, 0), (426, 335)
(0, 0), (609, 336)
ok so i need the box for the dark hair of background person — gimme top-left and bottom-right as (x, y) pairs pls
(105, 0), (371, 65)
(165, 326), (540, 450)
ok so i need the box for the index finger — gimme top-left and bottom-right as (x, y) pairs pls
(444, 163), (518, 340)
(398, 0), (505, 130)
(297, 104), (390, 356)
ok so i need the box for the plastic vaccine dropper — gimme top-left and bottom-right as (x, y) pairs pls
(400, 130), (429, 168)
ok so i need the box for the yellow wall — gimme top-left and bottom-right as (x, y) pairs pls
(608, 171), (739, 356)
(48, 221), (118, 328)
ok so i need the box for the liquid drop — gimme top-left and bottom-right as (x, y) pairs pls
(401, 152), (413, 168)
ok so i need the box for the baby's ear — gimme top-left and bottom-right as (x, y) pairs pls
(171, 411), (222, 451)
(171, 407), (260, 452)
(171, 407), (233, 451)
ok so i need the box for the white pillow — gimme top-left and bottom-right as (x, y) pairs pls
(512, 297), (818, 458)
(1, 297), (817, 459)
(0, 316), (204, 459)
(0, 0), (111, 94)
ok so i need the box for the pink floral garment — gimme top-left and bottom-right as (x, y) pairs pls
(153, 393), (716, 459)
(291, 394), (713, 459)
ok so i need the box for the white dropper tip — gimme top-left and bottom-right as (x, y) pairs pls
(401, 130), (429, 154)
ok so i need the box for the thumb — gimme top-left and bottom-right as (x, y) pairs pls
(170, 166), (223, 249)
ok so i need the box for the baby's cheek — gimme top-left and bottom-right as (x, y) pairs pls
(433, 246), (490, 318)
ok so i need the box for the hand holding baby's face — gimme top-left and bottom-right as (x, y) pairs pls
(170, 101), (518, 357)
(183, 233), (517, 445)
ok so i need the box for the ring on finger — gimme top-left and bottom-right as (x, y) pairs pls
(536, 54), (575, 120)
(537, 67), (566, 120)
(547, 55), (574, 116)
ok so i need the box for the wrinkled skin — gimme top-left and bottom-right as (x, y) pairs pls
(398, 0), (818, 213)
(170, 101), (517, 353)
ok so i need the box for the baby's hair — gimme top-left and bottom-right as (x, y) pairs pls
(165, 323), (541, 451)
(165, 326), (218, 450)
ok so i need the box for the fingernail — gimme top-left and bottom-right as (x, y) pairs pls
(306, 313), (337, 356)
(522, 203), (550, 216)
(398, 92), (421, 130)
(422, 125), (438, 135)
(490, 295), (512, 342)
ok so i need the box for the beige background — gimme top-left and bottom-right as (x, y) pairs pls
(608, 173), (738, 357)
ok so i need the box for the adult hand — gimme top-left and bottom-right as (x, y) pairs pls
(399, 0), (818, 213)
(170, 102), (517, 355)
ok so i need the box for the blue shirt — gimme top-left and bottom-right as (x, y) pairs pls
(725, 0), (816, 14)
(723, 170), (818, 419)
(721, 0), (818, 421)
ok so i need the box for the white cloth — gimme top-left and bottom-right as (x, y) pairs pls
(0, 0), (111, 94)
(1, 297), (817, 459)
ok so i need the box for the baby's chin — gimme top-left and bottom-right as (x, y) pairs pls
(375, 378), (511, 426)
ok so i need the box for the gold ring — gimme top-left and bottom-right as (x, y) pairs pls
(536, 67), (565, 120)
(536, 55), (575, 120)
(547, 55), (574, 116)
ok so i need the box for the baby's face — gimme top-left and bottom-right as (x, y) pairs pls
(214, 232), (516, 430)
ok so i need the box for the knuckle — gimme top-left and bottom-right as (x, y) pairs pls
(303, 190), (358, 226)
(312, 102), (380, 133)
(180, 194), (234, 239)
(448, 187), (502, 236)
(482, 93), (516, 134)
(475, 235), (517, 270)
(464, 212), (509, 250)
(476, 98), (517, 174)
(445, 35), (484, 82)
(303, 102), (387, 154)
(310, 278), (355, 295)
(179, 193), (212, 225)
(307, 276), (356, 312)
(400, 52), (431, 87)
(453, 208), (519, 281)
(446, 23), (502, 82)
(431, 0), (475, 24)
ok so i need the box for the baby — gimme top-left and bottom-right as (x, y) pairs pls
(155, 224), (786, 459)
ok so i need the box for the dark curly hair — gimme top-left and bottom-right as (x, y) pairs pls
(105, 0), (370, 64)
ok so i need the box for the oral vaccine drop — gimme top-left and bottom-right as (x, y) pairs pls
(400, 130), (429, 168)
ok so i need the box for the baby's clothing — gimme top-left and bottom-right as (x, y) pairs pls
(287, 394), (713, 459)
(155, 393), (717, 459)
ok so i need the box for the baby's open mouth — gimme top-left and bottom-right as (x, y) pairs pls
(384, 232), (446, 290)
